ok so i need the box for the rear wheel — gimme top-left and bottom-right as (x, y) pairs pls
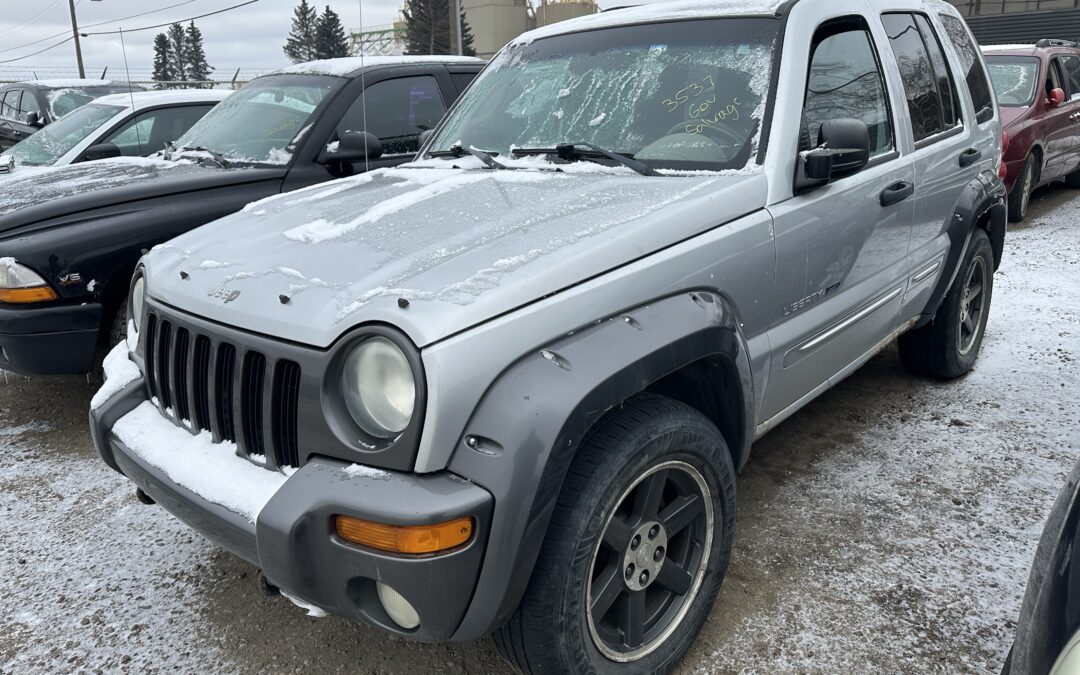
(1007, 154), (1035, 222)
(493, 395), (735, 675)
(899, 228), (994, 378)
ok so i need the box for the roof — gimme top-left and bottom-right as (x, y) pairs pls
(265, 55), (485, 78)
(20, 79), (119, 89)
(511, 0), (786, 45)
(981, 44), (1038, 54)
(92, 89), (231, 110)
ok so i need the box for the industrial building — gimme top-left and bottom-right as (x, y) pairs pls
(350, 0), (597, 59)
(947, 1), (1080, 43)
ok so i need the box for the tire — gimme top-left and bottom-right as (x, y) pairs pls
(91, 301), (128, 381)
(493, 395), (736, 675)
(898, 228), (994, 379)
(1007, 154), (1035, 222)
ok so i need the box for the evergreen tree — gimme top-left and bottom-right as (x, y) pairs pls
(166, 22), (190, 82)
(315, 6), (350, 59)
(151, 33), (174, 89)
(403, 0), (476, 56)
(284, 0), (319, 63)
(185, 22), (214, 87)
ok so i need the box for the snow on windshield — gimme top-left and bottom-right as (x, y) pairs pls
(429, 17), (778, 173)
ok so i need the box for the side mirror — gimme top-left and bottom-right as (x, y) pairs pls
(328, 130), (383, 162)
(23, 111), (41, 127)
(1049, 87), (1066, 107)
(82, 143), (122, 161)
(798, 118), (871, 189)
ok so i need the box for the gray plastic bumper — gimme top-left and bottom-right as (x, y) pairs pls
(90, 377), (494, 642)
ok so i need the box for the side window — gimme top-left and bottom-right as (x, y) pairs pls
(938, 14), (995, 123)
(334, 76), (446, 156)
(1, 90), (20, 120)
(104, 105), (216, 156)
(451, 72), (477, 95)
(882, 13), (949, 143)
(804, 22), (895, 158)
(1059, 56), (1080, 100)
(1048, 59), (1066, 98)
(18, 90), (41, 119)
(915, 15), (961, 127)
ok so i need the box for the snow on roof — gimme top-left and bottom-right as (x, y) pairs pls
(92, 89), (231, 109)
(981, 44), (1037, 53)
(512, 0), (785, 45)
(23, 79), (118, 89)
(266, 55), (484, 78)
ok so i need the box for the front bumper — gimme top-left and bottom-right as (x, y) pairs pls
(90, 377), (494, 642)
(0, 301), (102, 375)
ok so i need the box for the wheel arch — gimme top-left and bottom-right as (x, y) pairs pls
(447, 290), (754, 641)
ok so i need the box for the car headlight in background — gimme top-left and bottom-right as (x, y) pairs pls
(0, 259), (57, 304)
(341, 337), (416, 438)
(130, 275), (146, 331)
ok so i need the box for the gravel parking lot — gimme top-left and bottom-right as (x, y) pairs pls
(2, 186), (1078, 675)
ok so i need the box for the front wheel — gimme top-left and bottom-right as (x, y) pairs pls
(899, 228), (995, 378)
(493, 395), (736, 674)
(1007, 154), (1035, 222)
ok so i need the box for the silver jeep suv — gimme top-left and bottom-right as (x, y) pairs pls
(90, 1), (1006, 672)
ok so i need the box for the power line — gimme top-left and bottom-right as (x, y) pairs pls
(0, 36), (75, 65)
(0, 0), (68, 38)
(83, 0), (261, 35)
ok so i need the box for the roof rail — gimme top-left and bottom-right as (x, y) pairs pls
(1035, 38), (1079, 48)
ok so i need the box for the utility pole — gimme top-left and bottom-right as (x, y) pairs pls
(448, 0), (462, 55)
(68, 0), (86, 79)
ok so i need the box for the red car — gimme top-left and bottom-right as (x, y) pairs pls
(983, 40), (1080, 222)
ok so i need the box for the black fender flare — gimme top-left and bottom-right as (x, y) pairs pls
(447, 290), (754, 640)
(917, 169), (1006, 328)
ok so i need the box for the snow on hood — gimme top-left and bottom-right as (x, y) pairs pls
(0, 156), (203, 218)
(144, 161), (768, 349)
(512, 0), (785, 45)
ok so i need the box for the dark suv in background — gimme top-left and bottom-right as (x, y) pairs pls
(0, 80), (143, 150)
(984, 40), (1080, 222)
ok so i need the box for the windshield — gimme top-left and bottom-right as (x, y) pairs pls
(172, 74), (341, 165)
(985, 56), (1040, 107)
(428, 18), (778, 172)
(6, 102), (123, 166)
(46, 85), (137, 118)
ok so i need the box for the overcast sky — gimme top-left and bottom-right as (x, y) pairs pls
(0, 0), (650, 80)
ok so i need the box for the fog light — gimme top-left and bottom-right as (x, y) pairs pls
(376, 582), (420, 630)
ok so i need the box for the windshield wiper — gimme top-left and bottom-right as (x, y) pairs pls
(429, 144), (510, 170)
(511, 142), (660, 177)
(168, 144), (230, 168)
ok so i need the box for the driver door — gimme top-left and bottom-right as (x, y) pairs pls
(762, 16), (915, 421)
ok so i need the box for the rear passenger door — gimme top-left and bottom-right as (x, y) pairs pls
(1038, 57), (1077, 182)
(0, 90), (25, 149)
(881, 12), (989, 322)
(763, 16), (915, 420)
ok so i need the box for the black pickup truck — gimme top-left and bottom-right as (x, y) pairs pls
(0, 56), (482, 375)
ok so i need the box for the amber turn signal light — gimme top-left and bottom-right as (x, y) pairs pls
(335, 515), (473, 554)
(0, 286), (58, 304)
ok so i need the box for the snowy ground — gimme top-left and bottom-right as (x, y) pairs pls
(1, 186), (1078, 674)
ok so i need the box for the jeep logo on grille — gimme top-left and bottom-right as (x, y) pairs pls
(207, 283), (241, 304)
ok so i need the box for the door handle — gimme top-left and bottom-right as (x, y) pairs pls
(958, 147), (982, 167)
(880, 180), (914, 207)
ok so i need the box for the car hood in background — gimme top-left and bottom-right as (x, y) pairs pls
(145, 163), (769, 348)
(0, 157), (285, 231)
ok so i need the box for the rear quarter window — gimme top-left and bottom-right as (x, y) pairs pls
(938, 14), (995, 123)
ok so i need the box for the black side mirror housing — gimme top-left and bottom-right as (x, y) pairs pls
(23, 111), (42, 128)
(328, 131), (383, 162)
(797, 118), (871, 190)
(82, 143), (123, 161)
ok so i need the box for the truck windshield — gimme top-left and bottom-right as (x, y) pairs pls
(428, 18), (779, 172)
(984, 56), (1040, 107)
(7, 102), (124, 166)
(172, 74), (341, 165)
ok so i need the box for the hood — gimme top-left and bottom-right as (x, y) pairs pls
(145, 162), (768, 348)
(0, 157), (284, 231)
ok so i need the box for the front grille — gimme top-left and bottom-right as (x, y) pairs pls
(144, 310), (301, 468)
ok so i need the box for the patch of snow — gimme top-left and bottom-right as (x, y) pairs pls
(267, 56), (482, 78)
(981, 44), (1037, 52)
(325, 140), (339, 153)
(588, 112), (606, 127)
(194, 260), (233, 270)
(112, 402), (289, 523)
(342, 464), (392, 481)
(27, 78), (117, 88)
(90, 343), (141, 411)
(86, 279), (97, 292)
(557, 87), (571, 98)
(264, 147), (293, 165)
(281, 591), (329, 618)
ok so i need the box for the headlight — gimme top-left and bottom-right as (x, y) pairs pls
(130, 275), (146, 330)
(341, 337), (416, 438)
(0, 259), (57, 304)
